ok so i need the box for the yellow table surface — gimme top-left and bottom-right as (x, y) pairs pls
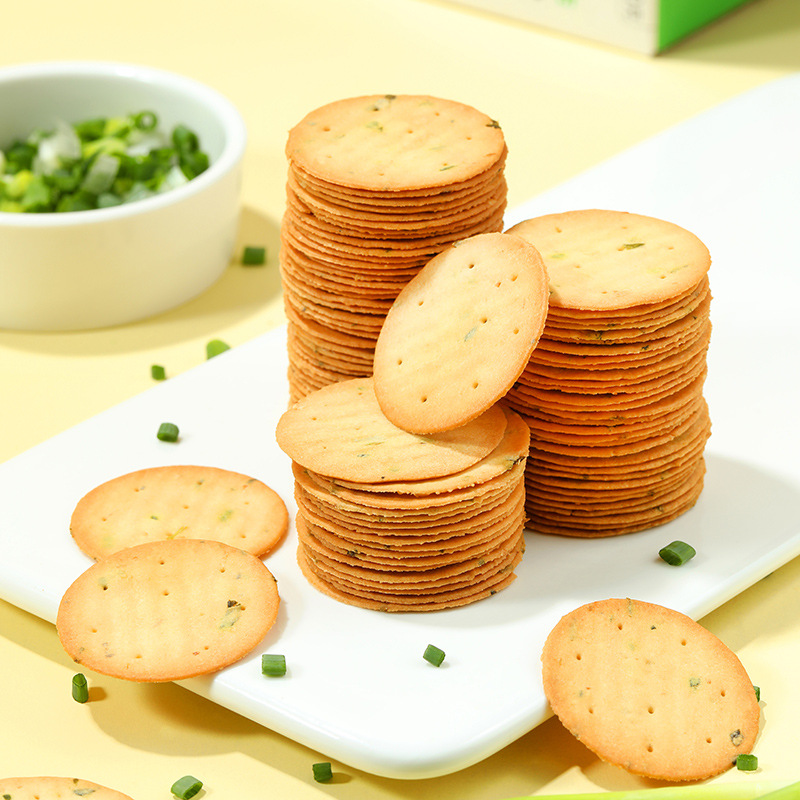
(2, 0), (799, 797)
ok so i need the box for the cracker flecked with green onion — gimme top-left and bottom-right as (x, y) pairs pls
(0, 776), (134, 800)
(541, 597), (761, 781)
(57, 539), (280, 681)
(70, 464), (288, 560)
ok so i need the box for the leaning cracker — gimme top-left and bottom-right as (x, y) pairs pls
(541, 597), (760, 781)
(70, 465), (288, 560)
(57, 539), (280, 682)
(275, 376), (507, 482)
(0, 776), (134, 800)
(373, 232), (549, 434)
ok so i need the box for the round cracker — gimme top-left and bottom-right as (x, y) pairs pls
(0, 777), (134, 800)
(70, 465), (289, 560)
(373, 232), (549, 433)
(507, 209), (711, 311)
(286, 94), (506, 192)
(57, 539), (280, 682)
(275, 377), (507, 482)
(541, 598), (760, 780)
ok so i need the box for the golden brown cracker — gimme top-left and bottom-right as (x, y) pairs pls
(57, 539), (280, 681)
(541, 598), (760, 780)
(70, 465), (288, 560)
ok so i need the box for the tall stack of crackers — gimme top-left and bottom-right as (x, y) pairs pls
(505, 209), (713, 537)
(281, 94), (508, 403)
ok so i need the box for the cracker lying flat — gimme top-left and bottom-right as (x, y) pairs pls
(286, 94), (506, 191)
(507, 209), (711, 310)
(70, 465), (288, 560)
(541, 598), (760, 781)
(0, 776), (134, 800)
(373, 232), (549, 434)
(57, 539), (280, 682)
(275, 376), (507, 482)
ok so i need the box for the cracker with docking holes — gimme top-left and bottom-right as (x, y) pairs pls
(285, 93), (506, 192)
(275, 376), (507, 483)
(372, 232), (549, 434)
(57, 539), (280, 682)
(0, 776), (134, 800)
(70, 464), (288, 560)
(506, 209), (711, 311)
(541, 597), (760, 781)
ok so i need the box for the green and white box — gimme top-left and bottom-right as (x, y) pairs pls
(451, 0), (753, 55)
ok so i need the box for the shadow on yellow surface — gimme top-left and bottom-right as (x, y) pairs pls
(665, 0), (800, 69)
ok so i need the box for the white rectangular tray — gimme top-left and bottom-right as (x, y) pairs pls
(1, 74), (799, 779)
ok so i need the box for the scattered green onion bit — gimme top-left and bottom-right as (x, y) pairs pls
(423, 643), (446, 667)
(170, 775), (203, 799)
(71, 672), (89, 703)
(206, 338), (231, 359)
(242, 245), (266, 265)
(312, 762), (333, 783)
(658, 540), (696, 566)
(151, 364), (166, 381)
(0, 110), (210, 213)
(735, 753), (759, 772)
(753, 685), (761, 702)
(261, 653), (287, 677)
(157, 422), (180, 442)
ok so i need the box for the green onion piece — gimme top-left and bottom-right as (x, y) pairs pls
(754, 685), (761, 702)
(170, 775), (202, 799)
(242, 245), (267, 266)
(172, 124), (199, 153)
(151, 364), (166, 381)
(134, 111), (158, 131)
(157, 422), (180, 442)
(736, 753), (758, 772)
(261, 653), (287, 677)
(71, 672), (89, 703)
(498, 779), (799, 800)
(423, 643), (445, 667)
(311, 762), (333, 783)
(658, 540), (696, 566)
(206, 339), (231, 359)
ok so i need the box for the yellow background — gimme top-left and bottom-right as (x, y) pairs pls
(1, 0), (799, 796)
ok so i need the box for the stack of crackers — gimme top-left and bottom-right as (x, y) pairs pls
(281, 94), (508, 403)
(505, 209), (713, 537)
(276, 378), (532, 612)
(276, 232), (550, 611)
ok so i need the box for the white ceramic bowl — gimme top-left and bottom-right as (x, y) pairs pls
(0, 61), (247, 331)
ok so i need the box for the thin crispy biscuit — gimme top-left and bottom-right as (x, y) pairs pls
(70, 465), (288, 560)
(373, 232), (549, 433)
(275, 377), (507, 482)
(57, 539), (280, 682)
(0, 777), (134, 800)
(507, 209), (711, 310)
(541, 598), (760, 780)
(286, 94), (505, 192)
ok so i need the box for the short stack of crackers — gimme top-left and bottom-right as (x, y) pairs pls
(505, 209), (712, 537)
(281, 93), (508, 403)
(276, 379), (532, 612)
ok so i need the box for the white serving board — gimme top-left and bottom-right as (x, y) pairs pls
(2, 74), (800, 780)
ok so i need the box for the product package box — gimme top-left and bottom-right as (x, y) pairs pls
(449, 0), (754, 55)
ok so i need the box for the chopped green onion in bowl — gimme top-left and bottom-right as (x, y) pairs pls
(0, 110), (210, 213)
